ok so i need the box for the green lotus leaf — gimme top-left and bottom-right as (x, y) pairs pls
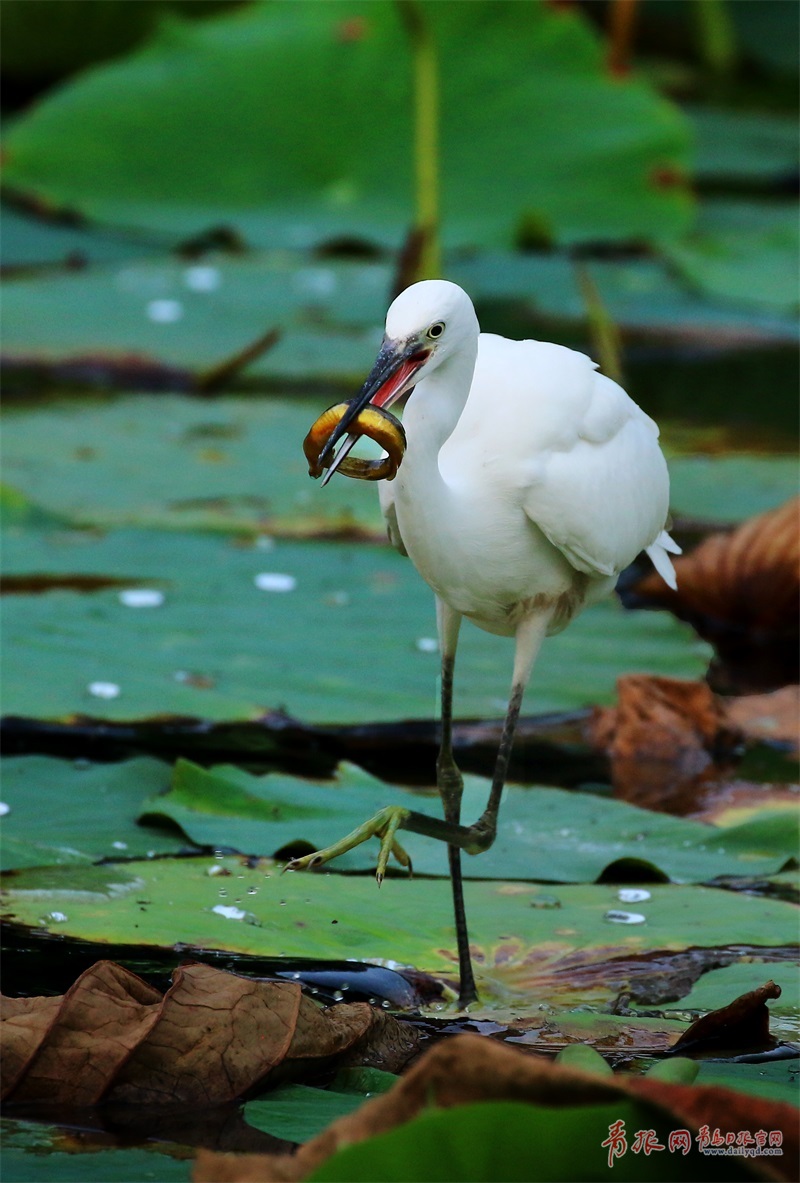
(1, 1), (692, 249)
(141, 759), (799, 884)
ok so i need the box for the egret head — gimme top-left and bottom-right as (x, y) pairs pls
(315, 282), (478, 477)
(385, 280), (479, 376)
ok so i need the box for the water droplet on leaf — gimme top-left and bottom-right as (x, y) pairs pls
(255, 572), (297, 592)
(184, 265), (221, 293)
(147, 298), (183, 323)
(119, 588), (164, 608)
(212, 904), (247, 921)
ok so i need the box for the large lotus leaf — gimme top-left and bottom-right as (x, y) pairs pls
(687, 106), (799, 184)
(2, 857), (797, 1007)
(0, 482), (69, 530)
(471, 257), (797, 338)
(666, 455), (798, 523)
(663, 201), (799, 316)
(248, 1077), (401, 1146)
(695, 1061), (799, 1108)
(244, 1083), (371, 1145)
(3, 392), (796, 537)
(1, 392), (389, 534)
(0, 527), (708, 722)
(0, 1), (692, 249)
(0, 254), (388, 387)
(0, 755), (191, 870)
(3, 250), (797, 394)
(0, 205), (155, 269)
(0, 1117), (191, 1183)
(650, 962), (799, 1040)
(306, 1100), (753, 1183)
(141, 759), (799, 884)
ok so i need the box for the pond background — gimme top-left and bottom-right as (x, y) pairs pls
(1, 3), (797, 1180)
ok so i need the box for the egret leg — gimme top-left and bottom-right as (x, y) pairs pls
(284, 615), (550, 983)
(286, 615), (548, 867)
(435, 600), (477, 1008)
(468, 613), (549, 851)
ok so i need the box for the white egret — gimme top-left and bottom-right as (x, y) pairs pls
(291, 280), (680, 1006)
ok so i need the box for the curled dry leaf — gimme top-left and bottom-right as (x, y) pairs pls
(620, 497), (800, 694)
(193, 1033), (799, 1183)
(1, 992), (68, 1101)
(588, 674), (741, 811)
(671, 979), (782, 1056)
(0, 960), (419, 1106)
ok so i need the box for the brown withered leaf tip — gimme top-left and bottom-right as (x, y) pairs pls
(0, 961), (419, 1107)
(621, 497), (800, 694)
(671, 980), (782, 1056)
(193, 1031), (798, 1183)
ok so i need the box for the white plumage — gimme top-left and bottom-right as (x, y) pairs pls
(293, 279), (680, 1006)
(379, 282), (678, 638)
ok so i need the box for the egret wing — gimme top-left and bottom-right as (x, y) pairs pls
(521, 369), (672, 579)
(440, 336), (673, 581)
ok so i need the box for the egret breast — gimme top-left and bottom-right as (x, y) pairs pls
(393, 475), (584, 637)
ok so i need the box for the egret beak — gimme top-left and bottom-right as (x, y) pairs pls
(317, 336), (429, 475)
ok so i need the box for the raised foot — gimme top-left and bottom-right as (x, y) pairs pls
(283, 806), (413, 884)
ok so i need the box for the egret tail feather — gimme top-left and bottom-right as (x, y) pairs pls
(645, 533), (680, 590)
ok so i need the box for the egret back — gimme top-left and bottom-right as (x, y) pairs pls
(439, 334), (674, 582)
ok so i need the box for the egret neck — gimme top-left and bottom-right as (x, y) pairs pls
(400, 327), (477, 468)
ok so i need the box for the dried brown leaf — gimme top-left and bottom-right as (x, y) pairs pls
(588, 674), (740, 810)
(194, 1033), (799, 1182)
(2, 961), (162, 1105)
(108, 965), (305, 1106)
(622, 498), (800, 694)
(295, 1000), (420, 1078)
(671, 980), (782, 1055)
(0, 994), (63, 1101)
(0, 961), (419, 1107)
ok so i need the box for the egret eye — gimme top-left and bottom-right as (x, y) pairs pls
(427, 321), (445, 340)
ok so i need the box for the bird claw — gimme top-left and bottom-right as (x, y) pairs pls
(283, 806), (412, 883)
